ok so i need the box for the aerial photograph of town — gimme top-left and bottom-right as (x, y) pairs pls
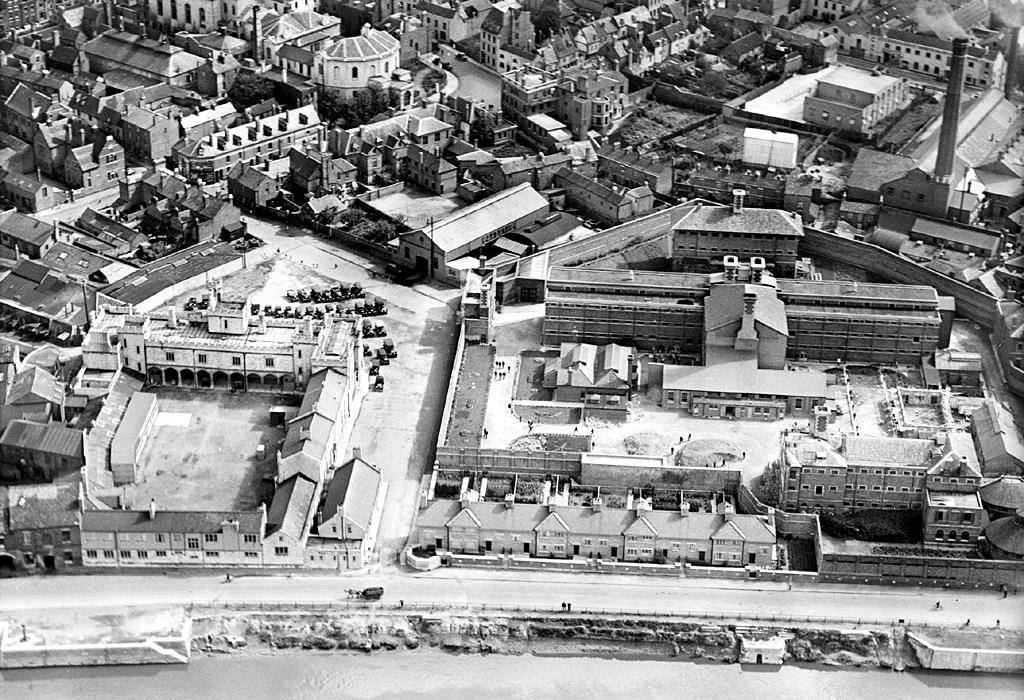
(0, 0), (1021, 695)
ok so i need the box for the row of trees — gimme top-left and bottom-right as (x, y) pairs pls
(226, 74), (392, 132)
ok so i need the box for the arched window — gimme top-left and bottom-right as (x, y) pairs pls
(385, 61), (390, 73)
(935, 529), (944, 540)
(333, 66), (340, 80)
(352, 66), (358, 79)
(961, 531), (970, 541)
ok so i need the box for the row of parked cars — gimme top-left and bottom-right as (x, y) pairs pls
(286, 284), (363, 303)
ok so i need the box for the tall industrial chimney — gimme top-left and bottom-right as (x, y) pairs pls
(934, 38), (969, 183)
(1006, 28), (1021, 101)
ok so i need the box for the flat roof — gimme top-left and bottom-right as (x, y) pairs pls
(817, 65), (902, 94)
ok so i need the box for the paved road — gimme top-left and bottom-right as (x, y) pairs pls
(2, 570), (1020, 629)
(440, 46), (502, 111)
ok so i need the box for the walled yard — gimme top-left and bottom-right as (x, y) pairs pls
(514, 351), (555, 401)
(125, 390), (293, 511)
(669, 120), (747, 158)
(612, 102), (710, 148)
(445, 344), (495, 449)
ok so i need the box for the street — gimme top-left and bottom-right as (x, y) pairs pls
(439, 46), (503, 111)
(1, 569), (1020, 630)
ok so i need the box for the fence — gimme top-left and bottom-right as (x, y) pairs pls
(185, 599), (1011, 630)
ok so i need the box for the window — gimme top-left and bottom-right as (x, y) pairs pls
(170, 0), (177, 19)
(197, 354), (207, 363)
(156, 533), (165, 543)
(207, 551), (220, 558)
(275, 546), (289, 556)
(204, 533), (219, 543)
(86, 549), (98, 558)
(245, 551), (259, 558)
(137, 550), (149, 559)
(120, 550), (133, 559)
(166, 352), (175, 361)
(962, 513), (973, 524)
(352, 67), (359, 79)
(61, 529), (72, 543)
(185, 3), (191, 22)
(244, 534), (258, 544)
(265, 358), (275, 368)
(187, 537), (200, 549)
(104, 550), (115, 559)
(155, 550), (168, 557)
(232, 357), (242, 366)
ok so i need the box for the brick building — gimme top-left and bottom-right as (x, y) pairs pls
(541, 259), (943, 365)
(3, 481), (81, 571)
(416, 499), (777, 566)
(802, 66), (908, 136)
(174, 105), (322, 183)
(671, 196), (803, 276)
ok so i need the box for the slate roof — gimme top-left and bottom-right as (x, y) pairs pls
(228, 162), (277, 191)
(418, 500), (776, 543)
(705, 283), (789, 336)
(7, 481), (79, 530)
(0, 260), (90, 326)
(0, 419), (83, 458)
(81, 31), (206, 79)
(673, 203), (803, 237)
(0, 210), (54, 247)
(847, 149), (916, 194)
(81, 508), (264, 534)
(420, 182), (548, 254)
(842, 435), (935, 467)
(662, 356), (827, 398)
(99, 241), (242, 307)
(971, 399), (1024, 468)
(320, 456), (382, 534)
(6, 365), (63, 405)
(546, 342), (632, 390)
(265, 473), (317, 540)
(984, 510), (1024, 556)
(980, 476), (1024, 511)
(322, 27), (398, 59)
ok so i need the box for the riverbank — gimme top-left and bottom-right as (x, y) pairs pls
(188, 608), (1024, 672)
(6, 649), (1024, 700)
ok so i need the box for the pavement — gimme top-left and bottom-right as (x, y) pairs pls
(1, 569), (1020, 630)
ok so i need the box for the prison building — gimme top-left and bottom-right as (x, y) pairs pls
(542, 264), (942, 364)
(542, 266), (707, 353)
(671, 196), (803, 276)
(776, 278), (942, 365)
(780, 432), (979, 514)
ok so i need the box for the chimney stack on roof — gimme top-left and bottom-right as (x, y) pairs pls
(732, 188), (746, 214)
(934, 37), (969, 183)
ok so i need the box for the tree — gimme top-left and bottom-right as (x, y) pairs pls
(756, 460), (782, 507)
(227, 73), (276, 110)
(317, 86), (392, 129)
(534, 1), (562, 42)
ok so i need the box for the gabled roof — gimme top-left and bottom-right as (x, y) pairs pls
(419, 182), (548, 253)
(81, 507), (264, 534)
(227, 161), (277, 191)
(6, 481), (79, 530)
(265, 473), (317, 540)
(6, 365), (63, 405)
(320, 456), (381, 534)
(705, 283), (789, 336)
(0, 419), (83, 459)
(842, 435), (936, 467)
(0, 209), (55, 247)
(547, 342), (632, 390)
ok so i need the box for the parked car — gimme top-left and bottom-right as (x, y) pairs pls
(373, 375), (384, 392)
(383, 338), (396, 357)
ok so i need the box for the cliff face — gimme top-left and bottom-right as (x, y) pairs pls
(189, 611), (920, 669)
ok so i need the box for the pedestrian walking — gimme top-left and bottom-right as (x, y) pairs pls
(508, 402), (512, 410)
(400, 600), (404, 609)
(483, 428), (489, 438)
(561, 602), (566, 612)
(742, 451), (746, 459)
(574, 425), (578, 433)
(1001, 584), (1008, 598)
(687, 433), (692, 441)
(567, 603), (572, 613)
(965, 618), (971, 626)
(996, 619), (1000, 628)
(935, 601), (942, 610)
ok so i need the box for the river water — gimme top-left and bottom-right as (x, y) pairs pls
(2, 651), (1021, 699)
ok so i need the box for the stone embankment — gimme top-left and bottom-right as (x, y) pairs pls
(189, 610), (921, 669)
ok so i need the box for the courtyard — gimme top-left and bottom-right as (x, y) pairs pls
(466, 305), (804, 487)
(124, 390), (294, 512)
